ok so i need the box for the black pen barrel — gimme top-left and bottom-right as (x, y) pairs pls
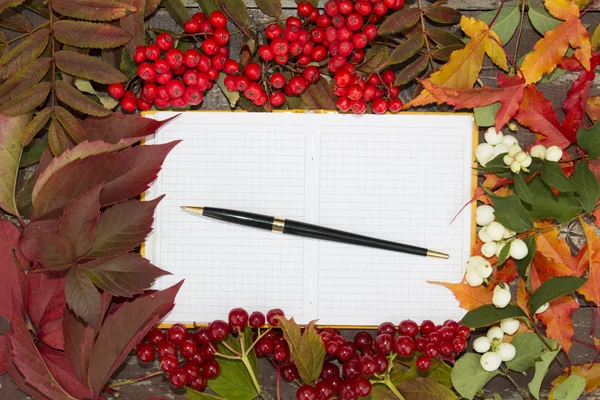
(202, 207), (274, 231)
(283, 219), (428, 257)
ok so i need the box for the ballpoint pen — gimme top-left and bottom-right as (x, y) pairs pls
(181, 206), (449, 259)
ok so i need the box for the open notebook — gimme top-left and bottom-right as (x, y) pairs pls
(143, 111), (476, 327)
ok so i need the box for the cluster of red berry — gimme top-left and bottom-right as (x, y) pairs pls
(223, 0), (406, 112)
(295, 319), (470, 400)
(108, 11), (233, 112)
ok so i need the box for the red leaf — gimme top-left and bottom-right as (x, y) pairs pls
(37, 345), (91, 399)
(31, 141), (179, 220)
(121, 0), (145, 59)
(576, 221), (600, 305)
(7, 300), (76, 399)
(561, 56), (599, 142)
(60, 185), (102, 258)
(86, 196), (163, 258)
(88, 281), (183, 399)
(0, 219), (27, 374)
(515, 85), (570, 149)
(80, 112), (178, 144)
(63, 292), (111, 384)
(27, 272), (66, 350)
(65, 267), (101, 327)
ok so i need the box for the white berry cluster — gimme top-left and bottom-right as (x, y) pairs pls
(477, 204), (528, 260)
(465, 256), (493, 287)
(529, 144), (563, 162)
(502, 143), (532, 174)
(473, 318), (519, 371)
(475, 128), (519, 167)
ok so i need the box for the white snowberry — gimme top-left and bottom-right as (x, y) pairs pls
(503, 154), (514, 166)
(473, 336), (491, 353)
(476, 204), (495, 216)
(476, 212), (496, 227)
(498, 343), (516, 362)
(493, 143), (509, 157)
(500, 318), (520, 335)
(487, 222), (505, 241)
(466, 270), (484, 287)
(510, 160), (521, 173)
(503, 228), (515, 239)
(481, 242), (498, 258)
(509, 239), (529, 260)
(478, 226), (493, 243)
(480, 351), (502, 372)
(536, 302), (549, 314)
(521, 154), (532, 168)
(502, 135), (518, 147)
(467, 255), (487, 271)
(530, 145), (546, 160)
(477, 262), (493, 279)
(476, 143), (495, 166)
(492, 288), (511, 308)
(508, 143), (522, 157)
(515, 151), (528, 163)
(487, 326), (505, 342)
(484, 127), (504, 145)
(545, 146), (563, 162)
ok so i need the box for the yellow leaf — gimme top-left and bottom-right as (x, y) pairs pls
(587, 96), (600, 123)
(592, 23), (600, 50)
(545, 0), (580, 21)
(484, 37), (508, 70)
(521, 18), (591, 85)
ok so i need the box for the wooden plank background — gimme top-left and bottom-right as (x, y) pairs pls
(1, 0), (599, 399)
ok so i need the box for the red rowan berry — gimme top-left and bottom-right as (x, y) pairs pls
(311, 45), (327, 61)
(211, 54), (227, 70)
(184, 19), (201, 33)
(222, 59), (239, 75)
(209, 11), (228, 28)
(328, 55), (347, 71)
(214, 28), (230, 45)
(388, 98), (403, 112)
(373, 1), (388, 15)
(332, 14), (345, 29)
(333, 83), (348, 96)
(350, 98), (367, 114)
(269, 72), (286, 89)
(197, 55), (211, 72)
(154, 97), (171, 109)
(166, 79), (185, 98)
(297, 1), (314, 17)
(288, 76), (308, 95)
(154, 58), (170, 74)
(316, 14), (332, 28)
(383, 0), (395, 7)
(366, 73), (381, 86)
(372, 98), (388, 114)
(345, 13), (364, 31)
(137, 62), (157, 81)
(337, 26), (353, 41)
(334, 70), (353, 87)
(337, 96), (351, 112)
(142, 82), (158, 100)
(362, 24), (378, 40)
(266, 23), (283, 39)
(136, 343), (155, 363)
(183, 69), (199, 86)
(284, 25), (301, 42)
(393, 0), (405, 9)
(244, 82), (263, 100)
(133, 46), (146, 63)
(338, 40), (353, 57)
(381, 69), (395, 85)
(302, 65), (320, 84)
(350, 48), (365, 63)
(223, 75), (237, 91)
(184, 86), (203, 105)
(258, 44), (274, 60)
(183, 49), (200, 68)
(108, 82), (125, 99)
(207, 67), (219, 81)
(310, 28), (324, 43)
(145, 44), (161, 61)
(339, 0), (353, 14)
(271, 38), (289, 56)
(156, 33), (174, 51)
(355, 0), (372, 16)
(171, 96), (187, 108)
(157, 85), (170, 100)
(324, 26), (338, 43)
(198, 20), (214, 34)
(165, 49), (183, 69)
(389, 85), (400, 97)
(286, 16), (302, 28)
(156, 71), (173, 85)
(352, 33), (368, 49)
(297, 54), (311, 65)
(325, 0), (339, 16)
(302, 41), (313, 55)
(269, 92), (285, 107)
(254, 93), (268, 106)
(219, 45), (229, 56)
(308, 8), (319, 23)
(235, 76), (250, 91)
(362, 84), (376, 101)
(196, 72), (210, 91)
(120, 96), (136, 112)
(193, 11), (206, 21)
(201, 38), (219, 55)
(244, 62), (262, 81)
(298, 29), (310, 44)
(289, 41), (303, 56)
(172, 65), (186, 75)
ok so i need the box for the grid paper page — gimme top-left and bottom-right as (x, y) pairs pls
(144, 112), (474, 325)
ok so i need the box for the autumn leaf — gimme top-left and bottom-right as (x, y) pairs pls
(0, 113), (30, 217)
(552, 363), (600, 394)
(0, 28), (50, 80)
(27, 271), (66, 350)
(576, 220), (600, 305)
(535, 224), (588, 277)
(0, 81), (51, 117)
(300, 77), (337, 110)
(54, 51), (128, 84)
(0, 57), (51, 105)
(53, 20), (132, 49)
(407, 16), (506, 107)
(515, 85), (570, 149)
(38, 345), (92, 399)
(49, 119), (68, 156)
(429, 280), (493, 310)
(277, 317), (325, 384)
(80, 112), (178, 144)
(520, 0), (591, 85)
(52, 0), (138, 21)
(587, 96), (600, 123)
(55, 106), (86, 144)
(121, 0), (145, 58)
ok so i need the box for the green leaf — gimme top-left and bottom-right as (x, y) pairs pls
(505, 332), (555, 372)
(0, 28), (49, 81)
(474, 103), (501, 127)
(378, 7), (421, 35)
(254, 0), (281, 18)
(451, 353), (500, 400)
(216, 72), (240, 108)
(496, 241), (512, 266)
(484, 189), (533, 232)
(541, 161), (578, 192)
(55, 80), (112, 117)
(55, 106), (86, 143)
(528, 5), (561, 35)
(513, 174), (534, 204)
(528, 349), (560, 399)
(524, 177), (582, 223)
(387, 34), (425, 67)
(477, 6), (520, 44)
(422, 6), (461, 24)
(162, 0), (190, 27)
(0, 81), (51, 117)
(74, 78), (119, 110)
(552, 375), (586, 400)
(396, 377), (458, 400)
(219, 0), (248, 27)
(278, 317), (326, 384)
(426, 28), (464, 47)
(195, 0), (220, 16)
(52, 0), (138, 21)
(0, 113), (30, 217)
(357, 44), (389, 74)
(21, 107), (50, 146)
(20, 138), (47, 167)
(461, 304), (527, 328)
(431, 44), (464, 62)
(0, 57), (51, 105)
(395, 54), (428, 86)
(53, 20), (132, 49)
(572, 160), (600, 212)
(529, 277), (586, 316)
(515, 236), (535, 280)
(120, 49), (137, 78)
(577, 121), (600, 159)
(54, 50), (127, 84)
(185, 388), (227, 400)
(65, 266), (101, 326)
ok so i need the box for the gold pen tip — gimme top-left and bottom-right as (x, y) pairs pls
(181, 206), (204, 215)
(427, 250), (449, 259)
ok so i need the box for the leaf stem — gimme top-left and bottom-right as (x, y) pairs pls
(487, 0), (506, 28)
(108, 370), (164, 388)
(512, 0), (526, 62)
(581, 0), (600, 16)
(7, 22), (51, 44)
(48, 0), (56, 111)
(501, 368), (532, 400)
(239, 332), (262, 395)
(416, 0), (434, 72)
(383, 376), (406, 400)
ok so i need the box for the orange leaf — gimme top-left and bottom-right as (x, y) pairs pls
(537, 295), (579, 354)
(535, 226), (588, 277)
(587, 96), (600, 123)
(516, 279), (530, 316)
(520, 18), (591, 85)
(576, 220), (600, 304)
(495, 259), (518, 284)
(428, 280), (493, 310)
(545, 0), (580, 21)
(551, 363), (600, 394)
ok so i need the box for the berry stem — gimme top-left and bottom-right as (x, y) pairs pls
(221, 340), (242, 356)
(239, 331), (263, 395)
(246, 327), (273, 354)
(215, 351), (241, 360)
(103, 386), (120, 398)
(276, 368), (282, 400)
(500, 367), (532, 400)
(382, 376), (406, 400)
(107, 370), (164, 388)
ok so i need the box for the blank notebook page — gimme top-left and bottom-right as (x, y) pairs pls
(143, 111), (475, 326)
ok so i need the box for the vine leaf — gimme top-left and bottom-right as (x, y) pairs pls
(88, 281), (182, 398)
(0, 113), (29, 217)
(0, 27), (48, 80)
(81, 112), (178, 144)
(278, 317), (326, 385)
(65, 267), (101, 327)
(54, 50), (127, 84)
(378, 7), (421, 35)
(55, 106), (86, 143)
(55, 80), (112, 117)
(51, 0), (138, 21)
(60, 185), (102, 258)
(27, 271), (66, 351)
(0, 81), (51, 116)
(121, 0), (145, 57)
(48, 118), (68, 156)
(428, 280), (493, 310)
(87, 196), (163, 258)
(54, 20), (132, 49)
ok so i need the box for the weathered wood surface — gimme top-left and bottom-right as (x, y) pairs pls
(1, 1), (600, 399)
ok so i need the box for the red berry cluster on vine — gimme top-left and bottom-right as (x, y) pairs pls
(109, 11), (234, 112)
(222, 0), (406, 113)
